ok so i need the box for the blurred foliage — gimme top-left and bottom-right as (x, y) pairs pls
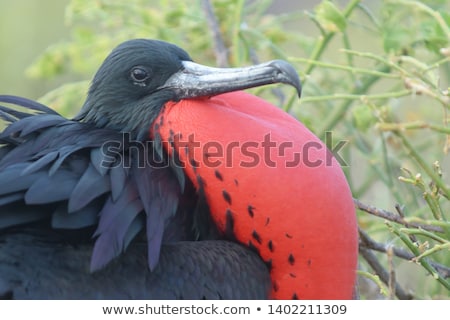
(0, 0), (69, 98)
(25, 0), (449, 299)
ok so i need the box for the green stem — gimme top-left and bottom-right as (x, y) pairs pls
(423, 192), (444, 221)
(316, 64), (392, 138)
(231, 0), (245, 65)
(406, 217), (450, 230)
(241, 28), (288, 59)
(414, 243), (450, 261)
(342, 30), (357, 84)
(395, 131), (450, 200)
(356, 2), (381, 29)
(391, 0), (450, 39)
(400, 228), (447, 243)
(340, 49), (407, 74)
(379, 131), (404, 204)
(291, 57), (399, 78)
(378, 121), (450, 135)
(304, 0), (361, 76)
(386, 222), (450, 291)
(356, 270), (389, 297)
(301, 89), (409, 103)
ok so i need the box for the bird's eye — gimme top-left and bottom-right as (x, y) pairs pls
(130, 67), (150, 83)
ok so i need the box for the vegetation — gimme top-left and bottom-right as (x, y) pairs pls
(23, 0), (450, 299)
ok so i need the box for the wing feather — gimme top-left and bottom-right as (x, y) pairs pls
(0, 95), (190, 274)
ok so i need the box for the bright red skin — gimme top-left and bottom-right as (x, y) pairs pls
(153, 91), (358, 299)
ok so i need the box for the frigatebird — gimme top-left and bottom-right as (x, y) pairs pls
(0, 39), (358, 299)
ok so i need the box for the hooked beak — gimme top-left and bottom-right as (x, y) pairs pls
(160, 60), (301, 100)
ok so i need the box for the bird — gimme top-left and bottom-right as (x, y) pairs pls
(0, 39), (358, 299)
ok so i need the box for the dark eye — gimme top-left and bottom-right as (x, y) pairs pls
(130, 67), (150, 83)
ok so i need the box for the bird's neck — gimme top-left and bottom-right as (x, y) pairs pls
(75, 97), (171, 141)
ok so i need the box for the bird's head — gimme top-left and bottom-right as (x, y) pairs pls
(75, 39), (301, 140)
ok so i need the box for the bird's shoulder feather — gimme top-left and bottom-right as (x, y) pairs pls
(0, 95), (186, 271)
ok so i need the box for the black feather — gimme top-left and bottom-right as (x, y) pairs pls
(0, 97), (188, 272)
(52, 203), (99, 229)
(91, 198), (143, 271)
(109, 164), (128, 201)
(0, 204), (53, 229)
(13, 114), (65, 138)
(68, 164), (110, 213)
(24, 170), (79, 204)
(0, 95), (59, 115)
(0, 163), (45, 195)
(0, 193), (24, 206)
(90, 148), (109, 176)
(0, 107), (19, 123)
(0, 234), (271, 299)
(20, 152), (59, 175)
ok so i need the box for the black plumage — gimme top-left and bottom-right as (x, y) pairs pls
(0, 94), (270, 299)
(0, 39), (301, 299)
(0, 94), (191, 272)
(0, 234), (270, 299)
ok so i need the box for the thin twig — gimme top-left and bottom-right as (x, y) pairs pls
(290, 57), (399, 78)
(359, 228), (450, 279)
(395, 131), (450, 199)
(359, 244), (413, 299)
(387, 246), (396, 299)
(354, 198), (444, 233)
(202, 0), (229, 67)
(395, 204), (418, 243)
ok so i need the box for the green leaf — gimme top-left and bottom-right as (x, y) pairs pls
(352, 104), (376, 132)
(381, 1), (449, 54)
(315, 1), (347, 33)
